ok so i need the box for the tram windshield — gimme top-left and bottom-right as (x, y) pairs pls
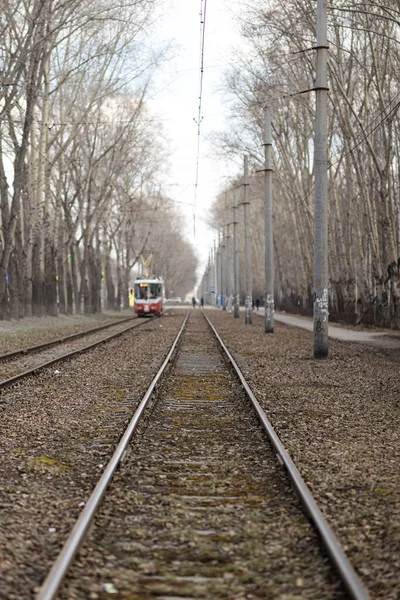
(135, 283), (148, 300)
(134, 282), (162, 300)
(149, 283), (162, 297)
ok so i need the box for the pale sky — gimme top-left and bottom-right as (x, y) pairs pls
(149, 0), (245, 283)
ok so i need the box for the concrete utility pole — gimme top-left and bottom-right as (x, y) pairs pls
(233, 186), (240, 318)
(264, 108), (274, 333)
(218, 227), (223, 308)
(226, 199), (232, 313)
(216, 234), (220, 307)
(205, 255), (210, 304)
(213, 240), (217, 306)
(208, 254), (212, 304)
(313, 0), (329, 358)
(243, 155), (252, 324)
(222, 223), (227, 310)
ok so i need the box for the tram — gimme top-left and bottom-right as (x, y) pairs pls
(134, 277), (165, 316)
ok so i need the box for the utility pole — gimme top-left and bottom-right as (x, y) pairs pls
(216, 236), (221, 307)
(243, 155), (252, 324)
(218, 227), (223, 308)
(205, 255), (209, 304)
(264, 108), (274, 333)
(226, 198), (232, 313)
(210, 244), (214, 305)
(313, 0), (329, 358)
(222, 222), (227, 310)
(213, 239), (217, 306)
(233, 186), (240, 318)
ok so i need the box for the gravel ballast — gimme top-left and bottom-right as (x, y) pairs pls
(0, 312), (185, 600)
(0, 318), (147, 383)
(0, 308), (398, 599)
(59, 311), (348, 600)
(0, 311), (134, 354)
(206, 310), (400, 600)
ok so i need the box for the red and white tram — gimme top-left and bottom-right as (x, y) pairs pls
(134, 277), (165, 316)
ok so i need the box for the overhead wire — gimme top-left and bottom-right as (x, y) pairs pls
(222, 32), (400, 178)
(329, 92), (400, 170)
(193, 0), (208, 237)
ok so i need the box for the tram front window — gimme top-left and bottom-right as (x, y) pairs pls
(135, 283), (148, 300)
(149, 283), (161, 298)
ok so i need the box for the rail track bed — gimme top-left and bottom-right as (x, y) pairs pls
(0, 313), (136, 354)
(206, 310), (400, 600)
(0, 317), (148, 389)
(0, 313), (185, 600)
(52, 312), (351, 599)
(1, 309), (397, 599)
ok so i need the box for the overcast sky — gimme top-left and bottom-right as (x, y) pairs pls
(149, 0), (245, 285)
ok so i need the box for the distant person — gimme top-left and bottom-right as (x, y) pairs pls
(192, 296), (196, 308)
(200, 296), (204, 307)
(256, 298), (260, 311)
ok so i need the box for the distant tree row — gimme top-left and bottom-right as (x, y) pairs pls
(211, 0), (400, 327)
(0, 0), (196, 319)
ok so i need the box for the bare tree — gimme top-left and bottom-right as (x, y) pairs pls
(212, 0), (400, 326)
(0, 0), (187, 320)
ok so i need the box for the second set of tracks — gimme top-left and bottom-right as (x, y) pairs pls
(0, 316), (154, 391)
(36, 310), (369, 600)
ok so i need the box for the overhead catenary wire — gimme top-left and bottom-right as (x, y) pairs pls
(329, 96), (400, 169)
(332, 88), (400, 148)
(193, 0), (208, 236)
(225, 51), (400, 173)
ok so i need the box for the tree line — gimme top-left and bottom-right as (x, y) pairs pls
(210, 0), (400, 328)
(0, 0), (197, 319)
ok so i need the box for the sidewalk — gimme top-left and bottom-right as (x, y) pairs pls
(239, 307), (400, 350)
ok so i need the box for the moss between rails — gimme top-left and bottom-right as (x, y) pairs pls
(0, 371), (18, 379)
(27, 454), (74, 473)
(105, 385), (127, 399)
(173, 374), (231, 403)
(373, 487), (392, 495)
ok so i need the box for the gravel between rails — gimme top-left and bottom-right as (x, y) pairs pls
(0, 318), (146, 383)
(0, 311), (135, 355)
(206, 310), (400, 600)
(57, 311), (347, 600)
(0, 312), (185, 600)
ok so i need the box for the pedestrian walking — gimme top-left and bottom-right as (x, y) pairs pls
(256, 298), (260, 311)
(192, 296), (196, 308)
(200, 297), (204, 307)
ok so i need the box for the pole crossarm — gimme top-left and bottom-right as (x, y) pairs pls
(283, 85), (329, 98)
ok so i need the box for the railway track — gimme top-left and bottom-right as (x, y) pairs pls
(0, 316), (136, 362)
(0, 316), (154, 391)
(37, 310), (369, 600)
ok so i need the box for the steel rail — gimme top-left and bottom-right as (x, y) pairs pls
(0, 316), (137, 362)
(0, 317), (155, 391)
(36, 311), (189, 600)
(203, 311), (369, 600)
